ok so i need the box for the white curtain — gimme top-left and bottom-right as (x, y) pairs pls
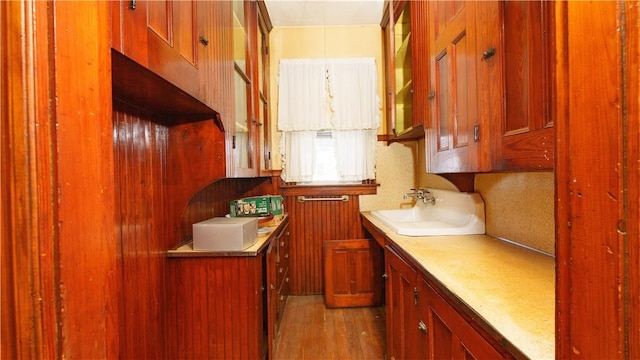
(327, 58), (380, 130)
(278, 57), (379, 183)
(333, 129), (377, 181)
(279, 131), (316, 183)
(277, 59), (331, 131)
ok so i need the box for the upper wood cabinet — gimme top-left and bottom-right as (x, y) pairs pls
(111, 0), (270, 179)
(425, 0), (554, 173)
(383, 0), (429, 141)
(485, 1), (554, 171)
(229, 0), (260, 177)
(111, 0), (201, 101)
(427, 0), (480, 173)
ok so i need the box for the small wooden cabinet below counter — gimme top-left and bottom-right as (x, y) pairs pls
(166, 215), (289, 360)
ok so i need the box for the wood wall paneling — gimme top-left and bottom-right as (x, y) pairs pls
(177, 176), (278, 244)
(555, 1), (636, 358)
(113, 102), (170, 359)
(284, 193), (370, 295)
(167, 255), (265, 359)
(2, 1), (119, 358)
(113, 99), (274, 358)
(2, 1), (56, 357)
(626, 3), (640, 358)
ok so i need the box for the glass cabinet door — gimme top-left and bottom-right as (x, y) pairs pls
(232, 0), (254, 175)
(394, 5), (413, 135)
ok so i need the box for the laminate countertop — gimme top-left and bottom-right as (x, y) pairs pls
(361, 212), (555, 360)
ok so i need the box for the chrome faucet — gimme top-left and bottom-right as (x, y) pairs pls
(403, 188), (436, 205)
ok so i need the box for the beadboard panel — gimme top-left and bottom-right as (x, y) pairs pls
(283, 193), (368, 295)
(113, 104), (170, 359)
(113, 100), (278, 358)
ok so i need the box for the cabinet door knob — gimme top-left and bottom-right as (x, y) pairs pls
(482, 46), (496, 60)
(129, 0), (136, 10)
(199, 35), (209, 47)
(428, 91), (435, 100)
(418, 320), (428, 333)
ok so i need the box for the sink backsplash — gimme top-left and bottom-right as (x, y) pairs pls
(473, 172), (554, 256)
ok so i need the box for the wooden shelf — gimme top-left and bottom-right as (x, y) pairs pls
(111, 50), (224, 130)
(389, 124), (424, 143)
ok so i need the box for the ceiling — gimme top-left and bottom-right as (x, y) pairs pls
(263, 0), (385, 27)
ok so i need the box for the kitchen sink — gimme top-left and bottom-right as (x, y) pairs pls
(370, 188), (485, 236)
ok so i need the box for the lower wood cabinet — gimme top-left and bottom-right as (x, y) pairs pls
(384, 245), (507, 360)
(167, 217), (290, 360)
(323, 239), (383, 308)
(384, 245), (421, 360)
(267, 222), (290, 358)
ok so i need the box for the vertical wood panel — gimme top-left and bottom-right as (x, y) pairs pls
(555, 2), (628, 358)
(113, 102), (169, 359)
(284, 194), (368, 295)
(626, 3), (640, 358)
(52, 2), (118, 358)
(168, 255), (265, 359)
(410, 0), (430, 127)
(1, 1), (61, 357)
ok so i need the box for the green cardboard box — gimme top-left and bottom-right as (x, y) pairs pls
(230, 195), (283, 217)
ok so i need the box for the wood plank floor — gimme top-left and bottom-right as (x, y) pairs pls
(274, 295), (386, 360)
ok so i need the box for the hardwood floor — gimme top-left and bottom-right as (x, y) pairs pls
(274, 296), (386, 360)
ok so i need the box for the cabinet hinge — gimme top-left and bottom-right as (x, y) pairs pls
(413, 287), (419, 306)
(473, 124), (479, 143)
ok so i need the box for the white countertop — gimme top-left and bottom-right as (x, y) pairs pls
(361, 212), (555, 360)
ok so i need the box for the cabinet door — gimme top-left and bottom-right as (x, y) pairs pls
(427, 0), (483, 173)
(112, 0), (201, 101)
(147, 0), (199, 98)
(384, 246), (418, 360)
(111, 1), (149, 66)
(427, 283), (504, 359)
(229, 0), (260, 177)
(393, 3), (413, 136)
(266, 239), (277, 360)
(197, 0), (233, 113)
(410, 0), (430, 130)
(324, 239), (383, 308)
(486, 1), (554, 170)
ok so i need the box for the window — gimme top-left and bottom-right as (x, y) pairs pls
(277, 58), (380, 184)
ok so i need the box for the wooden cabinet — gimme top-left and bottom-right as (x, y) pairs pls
(384, 246), (420, 360)
(383, 0), (429, 141)
(111, 0), (269, 179)
(425, 0), (554, 173)
(111, 0), (201, 100)
(323, 239), (383, 308)
(167, 217), (290, 360)
(384, 245), (505, 360)
(484, 1), (554, 171)
(267, 221), (290, 358)
(427, 0), (481, 173)
(227, 0), (266, 178)
(196, 1), (234, 116)
(423, 278), (504, 359)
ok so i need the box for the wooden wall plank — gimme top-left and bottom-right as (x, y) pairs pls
(284, 194), (368, 295)
(554, 1), (636, 358)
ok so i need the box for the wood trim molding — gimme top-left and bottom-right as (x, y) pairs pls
(280, 183), (379, 197)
